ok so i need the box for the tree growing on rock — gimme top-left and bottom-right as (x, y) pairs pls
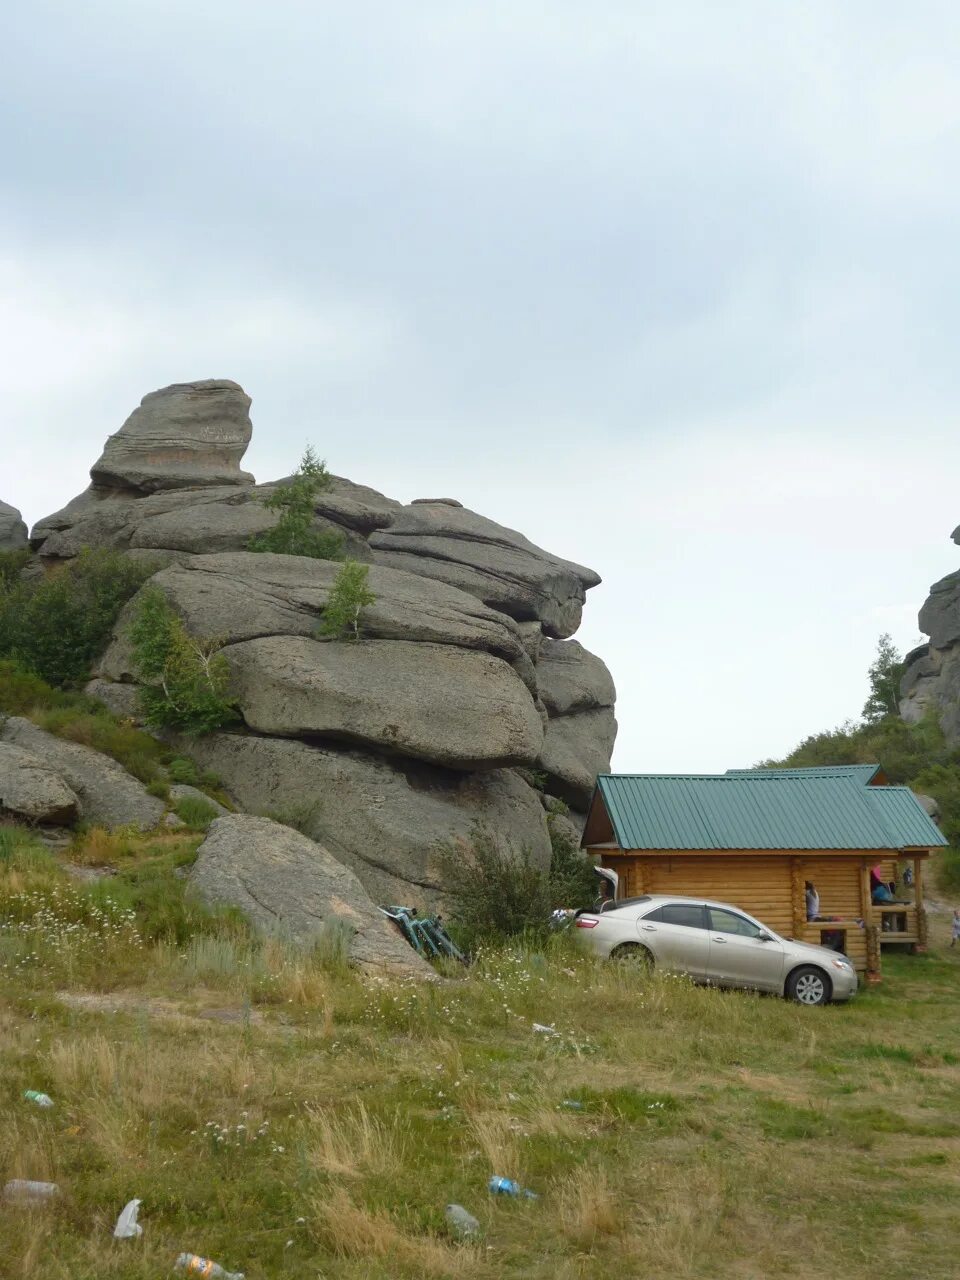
(318, 561), (376, 641)
(248, 446), (345, 561)
(862, 633), (905, 724)
(130, 588), (239, 734)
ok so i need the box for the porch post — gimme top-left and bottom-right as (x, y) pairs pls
(914, 856), (928, 953)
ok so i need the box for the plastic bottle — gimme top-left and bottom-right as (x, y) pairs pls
(3, 1179), (60, 1203)
(23, 1090), (54, 1108)
(488, 1175), (538, 1200)
(113, 1198), (143, 1239)
(174, 1252), (245, 1279)
(560, 1099), (584, 1111)
(445, 1203), (480, 1238)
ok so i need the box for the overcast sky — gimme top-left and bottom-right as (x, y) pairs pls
(3, 2), (960, 772)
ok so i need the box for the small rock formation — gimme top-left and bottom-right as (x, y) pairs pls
(24, 377), (616, 905)
(0, 718), (165, 830)
(0, 741), (79, 824)
(0, 500), (28, 551)
(191, 815), (433, 977)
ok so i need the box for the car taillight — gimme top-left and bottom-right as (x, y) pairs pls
(575, 916), (600, 928)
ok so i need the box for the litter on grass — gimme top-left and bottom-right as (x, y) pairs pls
(3, 1180), (60, 1204)
(113, 1198), (143, 1239)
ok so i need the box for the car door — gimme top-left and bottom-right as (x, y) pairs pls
(706, 906), (786, 992)
(637, 902), (710, 979)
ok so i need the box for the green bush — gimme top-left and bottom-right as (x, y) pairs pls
(130, 588), (239, 735)
(546, 802), (597, 910)
(248, 447), (345, 561)
(437, 824), (556, 945)
(0, 548), (156, 688)
(0, 549), (30, 589)
(174, 794), (221, 831)
(317, 560), (376, 641)
(168, 756), (200, 785)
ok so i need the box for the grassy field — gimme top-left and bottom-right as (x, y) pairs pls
(2, 825), (960, 1280)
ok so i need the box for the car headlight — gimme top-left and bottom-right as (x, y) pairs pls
(831, 958), (852, 970)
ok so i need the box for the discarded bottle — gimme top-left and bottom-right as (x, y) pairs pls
(3, 1179), (60, 1204)
(113, 1198), (143, 1239)
(174, 1252), (245, 1279)
(445, 1203), (480, 1238)
(23, 1090), (54, 1108)
(488, 1175), (538, 1200)
(560, 1099), (585, 1111)
(532, 1023), (558, 1036)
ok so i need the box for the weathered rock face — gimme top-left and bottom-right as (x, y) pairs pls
(0, 501), (28, 551)
(91, 380), (254, 493)
(178, 732), (552, 905)
(369, 502), (601, 639)
(902, 552), (960, 745)
(191, 814), (432, 976)
(0, 741), (80, 824)
(0, 718), (164, 829)
(23, 376), (616, 904)
(225, 636), (543, 770)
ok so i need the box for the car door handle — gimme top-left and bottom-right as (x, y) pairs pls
(640, 924), (656, 931)
(711, 936), (727, 943)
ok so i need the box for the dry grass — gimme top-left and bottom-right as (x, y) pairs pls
(305, 1102), (408, 1179)
(308, 1186), (465, 1273)
(557, 1166), (622, 1246)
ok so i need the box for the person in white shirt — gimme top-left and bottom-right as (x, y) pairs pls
(805, 881), (820, 921)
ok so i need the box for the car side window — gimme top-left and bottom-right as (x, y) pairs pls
(644, 904), (707, 929)
(708, 907), (763, 938)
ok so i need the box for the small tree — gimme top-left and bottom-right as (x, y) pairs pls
(130, 588), (238, 734)
(318, 561), (376, 641)
(862, 633), (905, 725)
(248, 446), (345, 560)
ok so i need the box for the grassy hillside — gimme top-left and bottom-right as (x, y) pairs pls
(3, 825), (960, 1280)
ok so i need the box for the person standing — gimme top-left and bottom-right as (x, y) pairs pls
(805, 881), (820, 921)
(951, 908), (960, 949)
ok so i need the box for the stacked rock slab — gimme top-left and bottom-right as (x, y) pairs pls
(29, 378), (618, 905)
(901, 542), (960, 744)
(0, 501), (28, 551)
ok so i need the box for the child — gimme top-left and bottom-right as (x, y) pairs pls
(952, 908), (960, 949)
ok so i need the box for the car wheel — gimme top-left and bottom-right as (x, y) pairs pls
(785, 965), (831, 1006)
(611, 943), (653, 970)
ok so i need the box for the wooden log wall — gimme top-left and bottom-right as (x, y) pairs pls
(630, 856), (795, 937)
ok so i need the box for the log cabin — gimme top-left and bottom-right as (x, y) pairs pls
(581, 765), (947, 981)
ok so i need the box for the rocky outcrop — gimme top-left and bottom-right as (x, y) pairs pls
(191, 814), (432, 976)
(178, 732), (552, 905)
(0, 501), (28, 551)
(0, 742), (79, 823)
(369, 502), (601, 639)
(224, 636), (543, 770)
(0, 718), (165, 830)
(901, 563), (960, 744)
(22, 376), (616, 905)
(91, 380), (254, 493)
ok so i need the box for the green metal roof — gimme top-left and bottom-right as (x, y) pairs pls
(725, 764), (882, 786)
(589, 773), (947, 852)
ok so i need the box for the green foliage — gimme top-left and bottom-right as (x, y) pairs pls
(248, 446), (345, 561)
(0, 548), (155, 688)
(168, 756), (200, 785)
(130, 588), (239, 735)
(174, 794), (221, 831)
(318, 560), (376, 641)
(862, 633), (906, 724)
(0, 549), (30, 589)
(439, 817), (595, 945)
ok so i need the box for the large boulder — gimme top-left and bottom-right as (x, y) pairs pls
(97, 553), (536, 686)
(369, 502), (601, 639)
(225, 635), (544, 770)
(0, 501), (28, 552)
(0, 741), (79, 823)
(536, 639), (616, 716)
(177, 732), (552, 905)
(191, 814), (432, 977)
(538, 707), (618, 810)
(0, 718), (165, 830)
(90, 380), (254, 493)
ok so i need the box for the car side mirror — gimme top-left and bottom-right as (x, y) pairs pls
(756, 932), (773, 942)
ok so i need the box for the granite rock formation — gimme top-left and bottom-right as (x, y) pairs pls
(0, 501), (28, 551)
(901, 526), (960, 745)
(22, 378), (617, 905)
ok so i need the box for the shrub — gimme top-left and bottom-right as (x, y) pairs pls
(318, 561), (376, 641)
(174, 794), (221, 831)
(0, 549), (30, 589)
(547, 804), (597, 910)
(248, 447), (345, 561)
(168, 756), (200, 785)
(130, 588), (239, 735)
(0, 548), (156, 688)
(437, 824), (555, 945)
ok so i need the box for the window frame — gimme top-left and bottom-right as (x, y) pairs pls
(642, 902), (709, 931)
(707, 906), (765, 938)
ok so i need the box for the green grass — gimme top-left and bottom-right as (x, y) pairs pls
(3, 830), (960, 1278)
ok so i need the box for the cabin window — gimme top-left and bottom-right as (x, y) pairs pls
(708, 907), (764, 938)
(644, 904), (707, 929)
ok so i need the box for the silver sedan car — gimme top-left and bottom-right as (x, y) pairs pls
(575, 894), (858, 1005)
